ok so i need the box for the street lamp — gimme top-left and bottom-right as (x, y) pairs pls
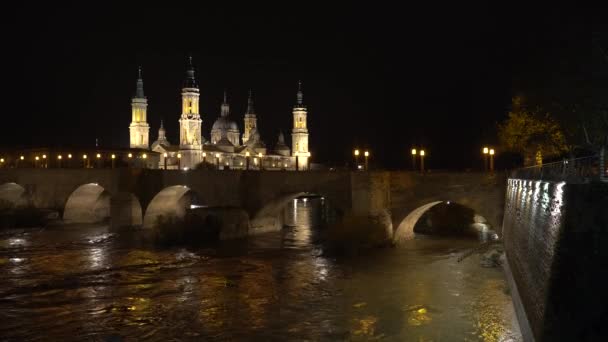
(42, 154), (47, 168)
(163, 153), (168, 169)
(215, 153), (221, 169)
(364, 151), (370, 171)
(202, 152), (207, 164)
(111, 154), (116, 169)
(35, 156), (39, 168)
(57, 155), (62, 168)
(354, 149), (360, 169)
(420, 149), (426, 173)
(483, 147), (489, 171)
(489, 148), (495, 173)
(83, 154), (88, 168)
(258, 152), (263, 170)
(177, 153), (182, 169)
(411, 148), (417, 171)
(245, 151), (250, 170)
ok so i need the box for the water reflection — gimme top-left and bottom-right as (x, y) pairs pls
(0, 197), (521, 340)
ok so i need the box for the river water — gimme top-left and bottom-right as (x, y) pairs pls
(0, 198), (521, 341)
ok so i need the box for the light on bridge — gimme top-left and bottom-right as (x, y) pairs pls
(96, 153), (101, 159)
(35, 156), (39, 161)
(411, 148), (417, 155)
(128, 153), (133, 158)
(177, 153), (181, 159)
(483, 147), (489, 154)
(354, 149), (360, 156)
(489, 149), (495, 155)
(111, 154), (116, 159)
(68, 154), (72, 159)
(142, 153), (147, 159)
(83, 154), (87, 159)
(57, 155), (62, 160)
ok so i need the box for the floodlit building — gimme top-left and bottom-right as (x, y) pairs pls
(145, 57), (310, 170)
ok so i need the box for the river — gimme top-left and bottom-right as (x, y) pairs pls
(0, 198), (521, 341)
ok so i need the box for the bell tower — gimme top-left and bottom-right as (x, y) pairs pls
(129, 67), (150, 149)
(291, 81), (310, 170)
(178, 56), (203, 168)
(242, 90), (258, 144)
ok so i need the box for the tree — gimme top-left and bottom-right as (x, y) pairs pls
(498, 96), (567, 166)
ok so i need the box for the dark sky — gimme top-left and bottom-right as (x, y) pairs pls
(1, 4), (584, 169)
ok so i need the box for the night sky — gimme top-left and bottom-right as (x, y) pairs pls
(2, 4), (584, 170)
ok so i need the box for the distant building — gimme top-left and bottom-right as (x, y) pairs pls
(134, 57), (311, 170)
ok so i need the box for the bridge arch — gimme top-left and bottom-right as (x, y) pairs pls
(0, 182), (28, 208)
(143, 185), (201, 229)
(393, 200), (492, 243)
(249, 191), (343, 234)
(64, 183), (111, 224)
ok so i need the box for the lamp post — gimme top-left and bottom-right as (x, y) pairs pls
(42, 154), (47, 168)
(111, 154), (116, 169)
(258, 152), (264, 170)
(489, 148), (495, 173)
(163, 153), (167, 170)
(83, 154), (88, 168)
(57, 155), (62, 168)
(245, 151), (250, 170)
(483, 147), (489, 172)
(364, 151), (370, 171)
(420, 150), (426, 173)
(354, 149), (360, 169)
(96, 153), (101, 168)
(18, 155), (24, 168)
(215, 153), (220, 169)
(202, 152), (207, 165)
(177, 153), (181, 169)
(35, 156), (39, 168)
(411, 148), (417, 171)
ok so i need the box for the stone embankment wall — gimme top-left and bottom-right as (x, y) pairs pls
(503, 179), (608, 341)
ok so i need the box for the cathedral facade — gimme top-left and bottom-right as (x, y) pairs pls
(129, 57), (310, 171)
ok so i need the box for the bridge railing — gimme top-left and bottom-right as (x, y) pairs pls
(510, 154), (605, 183)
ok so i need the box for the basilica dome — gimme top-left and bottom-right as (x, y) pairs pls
(212, 116), (239, 132)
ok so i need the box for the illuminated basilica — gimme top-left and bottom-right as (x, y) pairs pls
(129, 57), (310, 170)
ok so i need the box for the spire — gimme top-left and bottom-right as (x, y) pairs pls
(296, 80), (304, 106)
(221, 89), (230, 117)
(158, 120), (166, 139)
(183, 55), (198, 88)
(135, 66), (145, 98)
(246, 89), (255, 114)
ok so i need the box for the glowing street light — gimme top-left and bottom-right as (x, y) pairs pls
(489, 148), (495, 173)
(177, 153), (182, 169)
(68, 154), (72, 159)
(163, 153), (168, 169)
(57, 155), (62, 168)
(354, 149), (360, 169)
(245, 151), (250, 170)
(411, 148), (417, 170)
(83, 154), (88, 168)
(215, 153), (221, 169)
(258, 152), (264, 170)
(420, 149), (426, 173)
(483, 146), (489, 172)
(364, 150), (370, 171)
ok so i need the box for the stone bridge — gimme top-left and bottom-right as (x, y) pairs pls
(0, 169), (506, 240)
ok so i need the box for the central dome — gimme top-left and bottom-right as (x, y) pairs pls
(212, 116), (239, 131)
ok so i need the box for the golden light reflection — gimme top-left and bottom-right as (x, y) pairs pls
(407, 306), (432, 326)
(351, 316), (378, 337)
